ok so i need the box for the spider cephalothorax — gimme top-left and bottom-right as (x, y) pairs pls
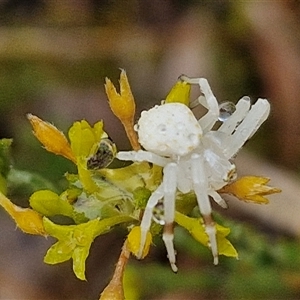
(117, 77), (270, 272)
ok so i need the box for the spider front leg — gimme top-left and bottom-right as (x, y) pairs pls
(138, 183), (164, 259)
(138, 163), (178, 272)
(161, 162), (178, 272)
(191, 153), (218, 265)
(218, 96), (251, 135)
(180, 76), (219, 133)
(223, 98), (270, 159)
(117, 150), (170, 167)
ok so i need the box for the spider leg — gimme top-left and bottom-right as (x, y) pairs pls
(209, 189), (228, 209)
(179, 76), (219, 133)
(138, 183), (164, 258)
(218, 96), (251, 135)
(191, 153), (218, 265)
(117, 150), (170, 166)
(197, 78), (219, 133)
(224, 98), (270, 159)
(138, 163), (178, 272)
(161, 162), (178, 272)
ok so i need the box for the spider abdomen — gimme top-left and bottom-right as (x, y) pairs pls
(137, 103), (202, 157)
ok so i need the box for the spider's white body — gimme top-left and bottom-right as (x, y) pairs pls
(117, 78), (270, 272)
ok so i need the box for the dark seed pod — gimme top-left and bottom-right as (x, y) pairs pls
(87, 138), (116, 170)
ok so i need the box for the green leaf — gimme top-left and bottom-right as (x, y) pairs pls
(72, 246), (90, 280)
(43, 217), (101, 280)
(175, 212), (238, 258)
(72, 192), (121, 220)
(44, 237), (74, 264)
(7, 168), (57, 195)
(175, 192), (197, 215)
(132, 187), (151, 209)
(29, 190), (74, 218)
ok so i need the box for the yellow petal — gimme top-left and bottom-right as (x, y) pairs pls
(77, 157), (98, 194)
(165, 79), (191, 106)
(0, 192), (46, 236)
(219, 176), (281, 204)
(27, 114), (76, 163)
(127, 226), (152, 259)
(68, 120), (106, 158)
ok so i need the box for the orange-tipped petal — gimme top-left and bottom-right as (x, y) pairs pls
(27, 114), (76, 163)
(105, 70), (140, 150)
(0, 192), (46, 236)
(105, 70), (135, 122)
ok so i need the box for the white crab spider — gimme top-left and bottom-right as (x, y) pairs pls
(117, 77), (270, 272)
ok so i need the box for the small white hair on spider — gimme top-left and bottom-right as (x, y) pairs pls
(117, 77), (270, 272)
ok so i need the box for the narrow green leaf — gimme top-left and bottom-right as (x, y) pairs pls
(72, 246), (89, 280)
(44, 241), (74, 264)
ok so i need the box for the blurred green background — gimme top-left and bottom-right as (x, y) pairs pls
(1, 1), (300, 299)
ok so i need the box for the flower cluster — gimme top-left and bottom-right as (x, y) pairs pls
(0, 70), (280, 299)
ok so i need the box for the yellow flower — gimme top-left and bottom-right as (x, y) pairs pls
(68, 120), (109, 193)
(127, 226), (152, 259)
(0, 191), (46, 236)
(27, 114), (76, 163)
(105, 70), (140, 150)
(219, 176), (281, 204)
(28, 116), (115, 194)
(68, 120), (106, 158)
(165, 78), (191, 106)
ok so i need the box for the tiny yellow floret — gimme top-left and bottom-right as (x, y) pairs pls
(0, 192), (46, 236)
(27, 114), (76, 163)
(219, 176), (281, 204)
(127, 226), (152, 259)
(165, 79), (191, 106)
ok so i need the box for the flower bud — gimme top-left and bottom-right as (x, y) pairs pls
(27, 114), (76, 163)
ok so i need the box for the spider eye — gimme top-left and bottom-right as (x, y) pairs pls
(87, 138), (116, 170)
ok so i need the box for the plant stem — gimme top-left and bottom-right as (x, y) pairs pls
(99, 240), (131, 300)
